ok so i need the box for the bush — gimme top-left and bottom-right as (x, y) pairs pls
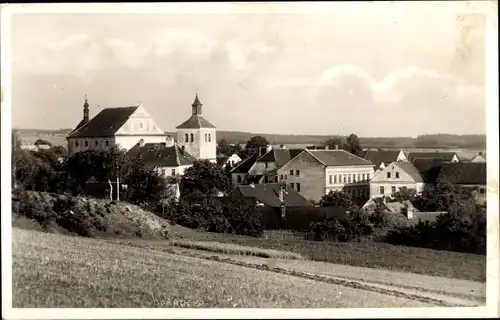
(310, 218), (349, 242)
(384, 211), (486, 254)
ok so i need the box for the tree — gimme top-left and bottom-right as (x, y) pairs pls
(34, 139), (52, 147)
(241, 135), (269, 159)
(324, 137), (344, 150)
(393, 187), (417, 203)
(319, 190), (357, 211)
(345, 133), (362, 156)
(216, 139), (232, 157)
(231, 143), (243, 155)
(180, 160), (231, 197)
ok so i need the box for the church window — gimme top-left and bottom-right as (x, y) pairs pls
(208, 134), (211, 142)
(185, 134), (189, 142)
(190, 133), (194, 142)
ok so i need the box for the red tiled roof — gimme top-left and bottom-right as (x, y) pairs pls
(307, 149), (373, 166)
(126, 142), (196, 167)
(68, 106), (139, 138)
(234, 183), (313, 207)
(437, 162), (486, 185)
(176, 115), (216, 129)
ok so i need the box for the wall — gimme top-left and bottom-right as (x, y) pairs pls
(67, 137), (116, 155)
(277, 151), (325, 203)
(248, 161), (278, 176)
(232, 173), (248, 185)
(115, 135), (168, 151)
(325, 165), (373, 200)
(156, 164), (192, 178)
(199, 128), (217, 162)
(369, 162), (424, 198)
(463, 184), (487, 206)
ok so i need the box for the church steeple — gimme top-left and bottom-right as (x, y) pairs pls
(83, 94), (90, 122)
(191, 93), (202, 115)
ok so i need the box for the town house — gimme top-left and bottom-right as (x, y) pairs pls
(437, 162), (487, 206)
(276, 149), (374, 203)
(369, 161), (425, 198)
(247, 146), (303, 184)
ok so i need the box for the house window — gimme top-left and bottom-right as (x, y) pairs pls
(75, 141), (79, 148)
(284, 175), (287, 180)
(387, 172), (391, 179)
(95, 140), (99, 147)
(295, 169), (300, 176)
(290, 170), (294, 175)
(479, 188), (485, 194)
(391, 186), (396, 194)
(348, 175), (351, 183)
(265, 162), (268, 168)
(162, 169), (166, 176)
(396, 172), (400, 179)
(205, 133), (208, 142)
(85, 140), (89, 147)
(264, 176), (269, 183)
(353, 175), (357, 183)
(380, 186), (385, 194)
(343, 175), (346, 183)
(334, 175), (337, 184)
(280, 174), (283, 180)
(296, 183), (301, 192)
(185, 134), (189, 142)
(208, 134), (211, 142)
(105, 140), (109, 146)
(362, 173), (366, 181)
(290, 183), (295, 189)
(357, 174), (360, 182)
(171, 169), (176, 176)
(237, 175), (242, 183)
(190, 133), (194, 142)
(329, 175), (333, 184)
(275, 176), (278, 182)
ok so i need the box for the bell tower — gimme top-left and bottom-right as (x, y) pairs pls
(176, 93), (217, 163)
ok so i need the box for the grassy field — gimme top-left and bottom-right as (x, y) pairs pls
(166, 225), (486, 282)
(12, 228), (435, 308)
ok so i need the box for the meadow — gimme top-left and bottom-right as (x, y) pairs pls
(13, 228), (435, 308)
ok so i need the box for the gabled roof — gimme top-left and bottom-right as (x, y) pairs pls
(176, 115), (216, 129)
(406, 152), (457, 162)
(230, 148), (268, 174)
(126, 142), (197, 167)
(360, 150), (402, 167)
(235, 183), (313, 207)
(412, 158), (444, 183)
(437, 162), (486, 185)
(68, 106), (139, 138)
(307, 149), (373, 167)
(257, 148), (303, 168)
(392, 162), (424, 182)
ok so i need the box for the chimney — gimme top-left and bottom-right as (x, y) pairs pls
(279, 185), (286, 219)
(138, 139), (145, 147)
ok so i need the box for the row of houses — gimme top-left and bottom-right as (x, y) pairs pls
(228, 146), (487, 207)
(63, 95), (486, 216)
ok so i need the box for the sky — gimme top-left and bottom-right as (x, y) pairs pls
(9, 2), (490, 137)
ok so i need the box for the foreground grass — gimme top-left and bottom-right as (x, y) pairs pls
(170, 239), (304, 260)
(13, 228), (435, 308)
(168, 225), (486, 282)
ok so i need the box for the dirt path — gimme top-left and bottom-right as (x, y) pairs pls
(166, 246), (485, 307)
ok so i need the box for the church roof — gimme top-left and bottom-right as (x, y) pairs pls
(176, 115), (216, 129)
(67, 106), (139, 138)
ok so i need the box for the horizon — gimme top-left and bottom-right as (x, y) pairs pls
(9, 2), (487, 136)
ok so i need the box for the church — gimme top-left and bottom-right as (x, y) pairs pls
(66, 94), (217, 165)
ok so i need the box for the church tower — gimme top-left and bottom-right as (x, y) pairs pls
(176, 94), (217, 163)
